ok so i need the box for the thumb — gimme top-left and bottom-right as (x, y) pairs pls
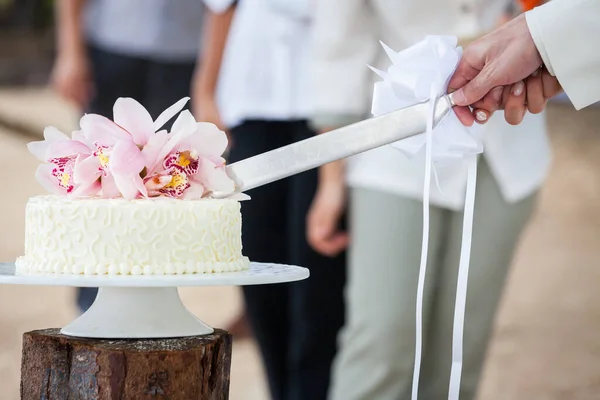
(452, 68), (496, 106)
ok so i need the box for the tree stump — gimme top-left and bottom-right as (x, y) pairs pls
(20, 328), (232, 400)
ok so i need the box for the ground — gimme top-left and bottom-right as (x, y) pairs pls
(0, 90), (599, 400)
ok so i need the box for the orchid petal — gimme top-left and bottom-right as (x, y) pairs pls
(225, 192), (251, 201)
(152, 110), (197, 173)
(80, 114), (131, 146)
(101, 173), (120, 198)
(182, 181), (205, 200)
(153, 97), (190, 132)
(107, 140), (146, 200)
(207, 155), (226, 166)
(134, 175), (148, 198)
(113, 173), (142, 200)
(142, 129), (171, 170)
(70, 179), (102, 197)
(28, 126), (90, 162)
(113, 97), (154, 146)
(34, 164), (64, 195)
(73, 155), (101, 184)
(110, 140), (145, 176)
(195, 157), (235, 193)
(27, 137), (90, 162)
(170, 110), (198, 140)
(145, 173), (172, 191)
(43, 126), (69, 141)
(71, 130), (93, 147)
(186, 122), (228, 157)
(26, 141), (53, 161)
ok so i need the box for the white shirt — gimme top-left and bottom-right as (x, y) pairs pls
(205, 0), (313, 129)
(310, 0), (552, 210)
(83, 0), (205, 61)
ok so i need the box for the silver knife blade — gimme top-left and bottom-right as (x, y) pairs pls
(212, 94), (455, 198)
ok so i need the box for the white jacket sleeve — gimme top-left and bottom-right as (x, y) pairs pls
(309, 0), (378, 129)
(526, 0), (600, 110)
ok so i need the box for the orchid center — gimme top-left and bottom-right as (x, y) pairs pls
(164, 151), (200, 176)
(93, 143), (110, 174)
(98, 153), (109, 168)
(177, 152), (192, 167)
(166, 173), (187, 188)
(159, 171), (191, 198)
(49, 156), (76, 193)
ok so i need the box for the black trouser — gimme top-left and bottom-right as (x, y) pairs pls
(229, 120), (347, 400)
(77, 45), (196, 312)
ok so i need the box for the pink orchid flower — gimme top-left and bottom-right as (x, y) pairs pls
(73, 97), (190, 200)
(27, 126), (97, 196)
(112, 96), (190, 169)
(28, 96), (243, 202)
(73, 114), (145, 199)
(144, 110), (236, 199)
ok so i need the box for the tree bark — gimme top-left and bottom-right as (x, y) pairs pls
(20, 328), (232, 400)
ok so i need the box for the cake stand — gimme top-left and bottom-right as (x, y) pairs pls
(0, 262), (308, 339)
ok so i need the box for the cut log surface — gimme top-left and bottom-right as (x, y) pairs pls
(20, 329), (232, 400)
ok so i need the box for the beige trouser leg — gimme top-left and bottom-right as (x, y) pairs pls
(328, 159), (537, 400)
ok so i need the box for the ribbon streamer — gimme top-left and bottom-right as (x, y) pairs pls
(448, 156), (478, 400)
(370, 37), (482, 400)
(411, 83), (437, 400)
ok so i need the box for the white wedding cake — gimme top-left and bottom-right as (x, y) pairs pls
(16, 97), (250, 275)
(16, 196), (249, 275)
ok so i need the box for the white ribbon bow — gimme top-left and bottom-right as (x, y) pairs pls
(370, 36), (482, 400)
(371, 36), (483, 164)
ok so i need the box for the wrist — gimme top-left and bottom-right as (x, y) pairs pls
(197, 92), (216, 104)
(192, 79), (216, 103)
(57, 45), (87, 63)
(319, 160), (345, 184)
(316, 179), (346, 203)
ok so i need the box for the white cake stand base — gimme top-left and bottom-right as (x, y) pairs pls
(0, 262), (309, 339)
(61, 287), (213, 338)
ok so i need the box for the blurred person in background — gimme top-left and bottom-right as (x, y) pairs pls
(307, 1), (550, 399)
(194, 1), (346, 400)
(52, 0), (205, 313)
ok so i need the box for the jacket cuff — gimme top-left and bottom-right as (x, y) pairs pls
(525, 8), (555, 76)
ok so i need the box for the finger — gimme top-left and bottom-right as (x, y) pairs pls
(471, 86), (505, 113)
(502, 85), (511, 105)
(327, 232), (349, 257)
(447, 59), (480, 94)
(454, 106), (476, 126)
(504, 81), (527, 125)
(452, 66), (498, 106)
(526, 69), (545, 114)
(541, 69), (562, 99)
(469, 86), (505, 124)
(470, 108), (489, 124)
(315, 232), (349, 257)
(306, 213), (334, 255)
(307, 208), (348, 257)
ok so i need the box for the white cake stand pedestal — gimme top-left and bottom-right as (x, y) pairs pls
(0, 262), (308, 339)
